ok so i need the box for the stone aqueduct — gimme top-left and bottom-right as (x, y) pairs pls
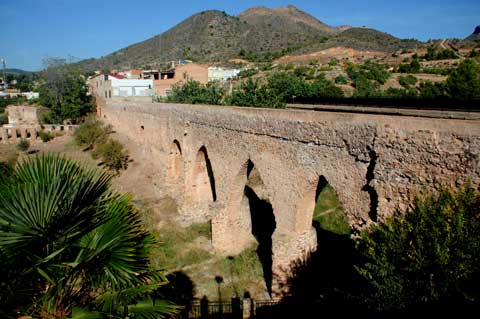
(100, 97), (480, 288)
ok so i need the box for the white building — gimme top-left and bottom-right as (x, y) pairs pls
(91, 74), (154, 98)
(208, 67), (241, 82)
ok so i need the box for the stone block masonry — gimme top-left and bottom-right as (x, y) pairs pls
(101, 97), (480, 295)
(0, 124), (78, 144)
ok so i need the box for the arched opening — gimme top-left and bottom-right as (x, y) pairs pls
(242, 160), (276, 295)
(168, 140), (183, 181)
(244, 185), (275, 296)
(191, 146), (216, 202)
(311, 176), (349, 236)
(288, 176), (355, 306)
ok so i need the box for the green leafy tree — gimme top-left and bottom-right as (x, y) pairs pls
(306, 74), (344, 98)
(424, 47), (458, 61)
(418, 81), (446, 99)
(267, 72), (306, 101)
(167, 80), (224, 105)
(225, 78), (285, 108)
(352, 74), (380, 98)
(38, 58), (94, 123)
(355, 185), (480, 312)
(0, 155), (178, 318)
(445, 59), (480, 99)
(267, 72), (343, 102)
(397, 59), (421, 73)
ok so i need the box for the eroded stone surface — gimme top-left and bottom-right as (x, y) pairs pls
(101, 98), (480, 293)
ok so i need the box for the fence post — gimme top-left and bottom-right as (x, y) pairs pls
(200, 296), (208, 319)
(242, 297), (252, 319)
(232, 297), (241, 319)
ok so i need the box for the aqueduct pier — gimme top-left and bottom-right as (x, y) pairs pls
(100, 97), (480, 292)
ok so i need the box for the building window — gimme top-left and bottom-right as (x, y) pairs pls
(105, 91), (107, 98)
(109, 90), (111, 98)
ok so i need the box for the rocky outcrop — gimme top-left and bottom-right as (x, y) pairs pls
(466, 25), (480, 40)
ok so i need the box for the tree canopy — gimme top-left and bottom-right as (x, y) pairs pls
(445, 59), (480, 100)
(355, 185), (480, 312)
(38, 58), (94, 123)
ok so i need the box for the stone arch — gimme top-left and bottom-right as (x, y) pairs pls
(168, 140), (183, 181)
(190, 146), (217, 202)
(285, 176), (354, 302)
(296, 175), (349, 236)
(217, 158), (277, 294)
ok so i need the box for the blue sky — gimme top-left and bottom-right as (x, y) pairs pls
(0, 0), (479, 71)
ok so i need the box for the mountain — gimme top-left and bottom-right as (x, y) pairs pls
(239, 5), (338, 35)
(4, 68), (33, 75)
(77, 5), (420, 71)
(466, 26), (480, 41)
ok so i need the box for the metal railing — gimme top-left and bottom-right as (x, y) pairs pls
(187, 298), (281, 319)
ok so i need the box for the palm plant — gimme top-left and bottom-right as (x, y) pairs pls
(0, 154), (178, 318)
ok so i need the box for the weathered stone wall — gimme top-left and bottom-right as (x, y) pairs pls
(6, 105), (49, 126)
(101, 98), (480, 293)
(0, 124), (77, 144)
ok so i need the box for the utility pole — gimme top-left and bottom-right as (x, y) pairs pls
(0, 57), (6, 90)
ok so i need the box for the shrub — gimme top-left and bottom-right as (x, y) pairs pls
(294, 66), (310, 77)
(74, 116), (109, 149)
(0, 162), (14, 179)
(329, 58), (339, 66)
(92, 139), (128, 172)
(17, 139), (30, 152)
(424, 46), (458, 61)
(352, 74), (380, 97)
(445, 59), (480, 100)
(355, 185), (480, 311)
(397, 59), (421, 73)
(418, 81), (446, 98)
(383, 87), (417, 98)
(398, 75), (418, 88)
(237, 68), (258, 78)
(0, 113), (8, 126)
(348, 61), (390, 85)
(469, 49), (480, 58)
(335, 75), (349, 84)
(39, 130), (53, 142)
